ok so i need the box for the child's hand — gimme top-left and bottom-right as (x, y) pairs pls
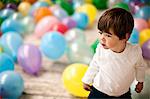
(83, 83), (92, 91)
(135, 82), (143, 93)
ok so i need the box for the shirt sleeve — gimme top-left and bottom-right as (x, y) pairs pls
(82, 43), (100, 85)
(135, 46), (147, 82)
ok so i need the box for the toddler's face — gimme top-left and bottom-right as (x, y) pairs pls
(98, 29), (127, 52)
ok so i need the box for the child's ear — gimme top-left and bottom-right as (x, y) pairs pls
(125, 33), (130, 40)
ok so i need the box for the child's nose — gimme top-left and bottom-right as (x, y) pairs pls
(100, 34), (105, 42)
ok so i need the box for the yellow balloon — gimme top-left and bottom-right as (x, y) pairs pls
(18, 2), (31, 16)
(62, 63), (90, 97)
(38, 0), (53, 5)
(0, 45), (2, 54)
(85, 0), (92, 3)
(0, 1), (4, 9)
(76, 3), (97, 25)
(139, 29), (150, 45)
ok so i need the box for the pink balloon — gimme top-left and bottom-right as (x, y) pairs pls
(34, 16), (59, 38)
(17, 44), (42, 75)
(134, 18), (148, 32)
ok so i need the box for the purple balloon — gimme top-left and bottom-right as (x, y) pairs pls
(17, 44), (42, 75)
(142, 39), (150, 59)
(62, 17), (77, 29)
(6, 3), (17, 11)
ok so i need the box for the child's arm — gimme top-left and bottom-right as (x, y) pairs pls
(82, 44), (100, 86)
(135, 46), (147, 93)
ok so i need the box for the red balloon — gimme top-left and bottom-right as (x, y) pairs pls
(0, 30), (2, 37)
(50, 22), (68, 35)
(0, 96), (2, 99)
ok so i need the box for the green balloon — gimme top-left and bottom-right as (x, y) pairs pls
(0, 17), (4, 26)
(91, 39), (99, 53)
(113, 2), (130, 12)
(92, 0), (108, 9)
(56, 0), (74, 15)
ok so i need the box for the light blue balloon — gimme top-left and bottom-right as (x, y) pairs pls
(0, 53), (14, 73)
(0, 71), (24, 99)
(0, 32), (23, 62)
(1, 19), (25, 34)
(135, 6), (150, 20)
(40, 31), (67, 60)
(0, 9), (15, 20)
(128, 28), (139, 44)
(29, 1), (49, 16)
(72, 12), (88, 29)
(52, 8), (68, 20)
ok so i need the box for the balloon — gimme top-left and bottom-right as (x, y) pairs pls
(0, 17), (4, 26)
(113, 2), (130, 11)
(21, 16), (35, 34)
(72, 12), (88, 29)
(56, 0), (74, 15)
(18, 2), (31, 16)
(139, 29), (150, 45)
(65, 28), (86, 44)
(142, 39), (150, 59)
(62, 17), (76, 29)
(6, 3), (17, 11)
(135, 6), (150, 20)
(40, 31), (67, 60)
(0, 53), (14, 73)
(50, 22), (68, 35)
(0, 9), (15, 20)
(76, 3), (97, 25)
(51, 8), (68, 21)
(134, 18), (148, 32)
(0, 32), (23, 62)
(90, 39), (99, 53)
(62, 63), (90, 97)
(8, 12), (23, 20)
(66, 41), (94, 64)
(0, 71), (24, 98)
(38, 0), (53, 5)
(17, 44), (42, 75)
(73, 0), (84, 9)
(34, 16), (59, 38)
(29, 1), (49, 16)
(92, 0), (108, 9)
(0, 45), (2, 54)
(128, 28), (139, 44)
(0, 1), (4, 9)
(1, 19), (25, 34)
(108, 0), (122, 8)
(34, 7), (52, 23)
(23, 0), (37, 4)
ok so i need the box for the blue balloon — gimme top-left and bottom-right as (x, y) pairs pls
(1, 19), (25, 34)
(0, 9), (15, 20)
(72, 12), (88, 29)
(0, 71), (24, 99)
(0, 53), (14, 73)
(135, 6), (150, 20)
(40, 31), (67, 60)
(128, 28), (139, 44)
(0, 32), (23, 62)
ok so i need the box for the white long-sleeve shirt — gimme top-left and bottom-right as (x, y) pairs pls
(82, 43), (147, 96)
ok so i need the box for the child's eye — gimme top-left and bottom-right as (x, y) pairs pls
(106, 34), (111, 37)
(98, 31), (103, 34)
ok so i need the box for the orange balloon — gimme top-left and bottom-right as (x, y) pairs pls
(34, 7), (52, 23)
(23, 0), (37, 4)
